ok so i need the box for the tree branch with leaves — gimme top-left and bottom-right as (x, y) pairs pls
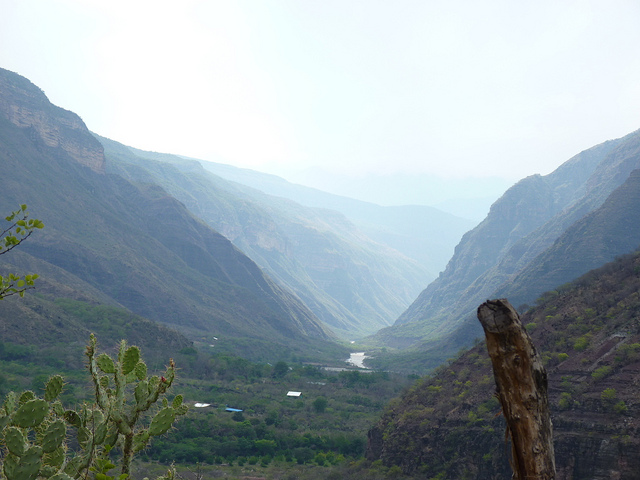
(0, 204), (43, 299)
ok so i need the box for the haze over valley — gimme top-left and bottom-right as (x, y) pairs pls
(1, 2), (640, 478)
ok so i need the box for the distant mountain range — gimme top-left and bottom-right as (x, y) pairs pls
(196, 160), (476, 278)
(4, 65), (640, 373)
(96, 136), (474, 338)
(0, 67), (474, 362)
(372, 126), (640, 367)
(272, 167), (510, 221)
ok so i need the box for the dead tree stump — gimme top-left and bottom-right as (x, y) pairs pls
(477, 298), (555, 480)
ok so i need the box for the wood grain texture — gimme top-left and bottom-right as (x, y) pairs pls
(477, 298), (555, 480)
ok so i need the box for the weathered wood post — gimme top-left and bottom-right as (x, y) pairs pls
(477, 298), (555, 480)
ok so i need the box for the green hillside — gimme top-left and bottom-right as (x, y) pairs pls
(368, 249), (640, 479)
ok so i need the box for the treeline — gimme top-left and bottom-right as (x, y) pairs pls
(146, 416), (364, 466)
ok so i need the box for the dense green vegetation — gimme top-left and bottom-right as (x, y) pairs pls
(145, 362), (409, 467)
(0, 333), (414, 478)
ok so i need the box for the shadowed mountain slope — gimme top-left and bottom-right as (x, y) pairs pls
(0, 67), (339, 361)
(368, 249), (640, 479)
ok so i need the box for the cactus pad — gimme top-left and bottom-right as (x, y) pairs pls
(103, 424), (119, 448)
(39, 465), (58, 477)
(132, 430), (150, 453)
(94, 421), (108, 445)
(4, 391), (17, 415)
(3, 453), (18, 479)
(49, 473), (75, 480)
(0, 414), (11, 430)
(64, 410), (82, 428)
(90, 408), (105, 424)
(122, 346), (140, 375)
(175, 404), (189, 416)
(135, 361), (148, 380)
(172, 395), (183, 408)
(13, 399), (49, 428)
(43, 447), (65, 468)
(77, 426), (90, 446)
(44, 375), (64, 402)
(96, 353), (116, 374)
(11, 446), (43, 480)
(4, 426), (27, 456)
(18, 390), (36, 405)
(42, 419), (66, 453)
(148, 407), (175, 436)
(51, 400), (64, 417)
(125, 371), (139, 384)
(135, 380), (148, 405)
(148, 375), (160, 391)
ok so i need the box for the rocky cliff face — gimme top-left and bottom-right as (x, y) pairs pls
(0, 68), (105, 173)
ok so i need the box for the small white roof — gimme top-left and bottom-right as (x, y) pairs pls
(286, 391), (302, 397)
(194, 403), (211, 408)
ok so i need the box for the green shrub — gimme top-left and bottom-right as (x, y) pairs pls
(573, 335), (591, 351)
(313, 396), (328, 413)
(591, 365), (612, 381)
(614, 400), (628, 414)
(601, 388), (617, 403)
(558, 392), (573, 410)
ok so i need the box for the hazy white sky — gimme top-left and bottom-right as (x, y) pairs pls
(2, 0), (640, 200)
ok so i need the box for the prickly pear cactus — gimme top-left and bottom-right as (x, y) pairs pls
(0, 335), (187, 480)
(0, 375), (94, 480)
(13, 398), (49, 428)
(44, 375), (64, 402)
(85, 334), (188, 477)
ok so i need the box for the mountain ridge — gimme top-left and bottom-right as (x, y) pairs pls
(197, 159), (476, 277)
(97, 134), (434, 338)
(375, 128), (640, 358)
(0, 67), (340, 362)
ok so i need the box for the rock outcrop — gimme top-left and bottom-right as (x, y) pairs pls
(0, 67), (105, 173)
